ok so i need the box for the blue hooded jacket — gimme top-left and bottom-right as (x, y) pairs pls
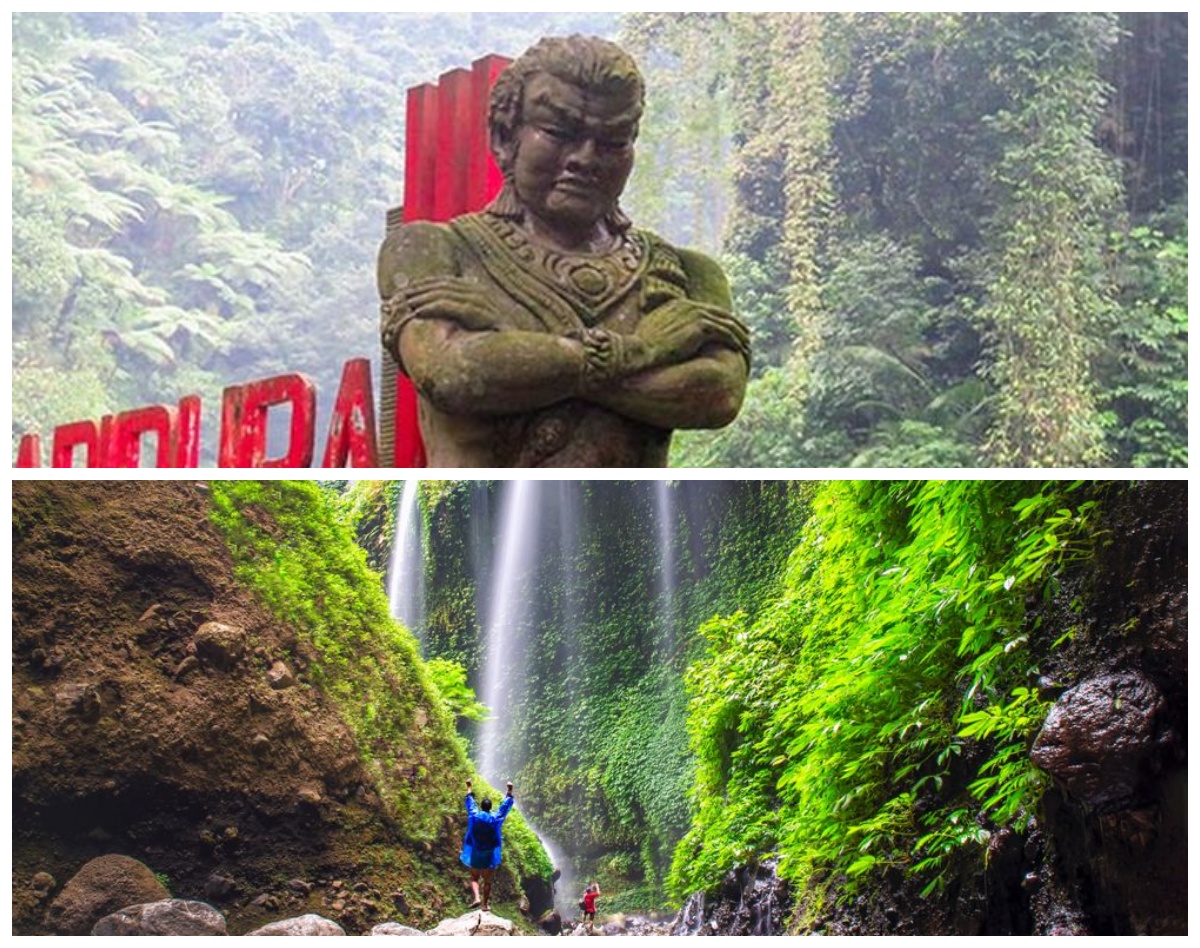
(460, 791), (514, 870)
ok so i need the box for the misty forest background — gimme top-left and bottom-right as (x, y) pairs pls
(11, 13), (1187, 467)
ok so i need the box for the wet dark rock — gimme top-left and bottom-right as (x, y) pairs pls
(287, 879), (313, 895)
(670, 858), (789, 936)
(46, 855), (170, 935)
(1031, 673), (1171, 811)
(538, 909), (563, 935)
(205, 873), (239, 901)
(92, 898), (228, 935)
(521, 871), (554, 917)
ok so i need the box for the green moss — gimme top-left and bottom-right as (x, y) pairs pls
(207, 481), (551, 893)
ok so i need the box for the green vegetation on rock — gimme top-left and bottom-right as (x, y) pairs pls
(208, 481), (550, 885)
(671, 481), (1102, 914)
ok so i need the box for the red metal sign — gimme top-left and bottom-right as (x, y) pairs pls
(13, 56), (509, 469)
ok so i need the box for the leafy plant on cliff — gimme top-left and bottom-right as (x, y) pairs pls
(672, 481), (1103, 912)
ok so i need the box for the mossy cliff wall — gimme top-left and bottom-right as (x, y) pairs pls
(11, 481), (547, 934)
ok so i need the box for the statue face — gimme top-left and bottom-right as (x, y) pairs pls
(509, 72), (639, 238)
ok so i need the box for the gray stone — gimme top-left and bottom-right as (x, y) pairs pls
(92, 898), (227, 935)
(369, 921), (426, 936)
(426, 910), (515, 936)
(246, 913), (346, 936)
(47, 854), (169, 935)
(204, 873), (238, 901)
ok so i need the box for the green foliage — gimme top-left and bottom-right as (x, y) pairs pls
(208, 481), (454, 836)
(672, 481), (1104, 909)
(426, 657), (489, 724)
(1096, 215), (1188, 466)
(627, 13), (1184, 468)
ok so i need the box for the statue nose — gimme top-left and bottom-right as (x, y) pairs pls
(566, 138), (599, 170)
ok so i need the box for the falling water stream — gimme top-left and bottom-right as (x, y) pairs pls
(387, 481), (685, 920)
(387, 479), (425, 639)
(653, 481), (678, 654)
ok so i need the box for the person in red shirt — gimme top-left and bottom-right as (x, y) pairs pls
(582, 882), (600, 933)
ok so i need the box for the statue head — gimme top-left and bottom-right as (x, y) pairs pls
(488, 36), (645, 236)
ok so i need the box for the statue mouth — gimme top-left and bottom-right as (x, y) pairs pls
(554, 177), (598, 195)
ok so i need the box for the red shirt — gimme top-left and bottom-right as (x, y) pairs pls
(583, 891), (599, 913)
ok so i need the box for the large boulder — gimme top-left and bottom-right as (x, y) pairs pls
(246, 914), (346, 936)
(426, 910), (515, 936)
(369, 921), (426, 935)
(1031, 673), (1172, 811)
(46, 854), (170, 935)
(92, 899), (227, 935)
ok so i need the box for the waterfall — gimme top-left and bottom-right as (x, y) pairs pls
(653, 481), (677, 653)
(478, 480), (539, 783)
(474, 481), (582, 917)
(387, 479), (425, 640)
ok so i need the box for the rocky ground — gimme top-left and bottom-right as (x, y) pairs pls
(10, 482), (523, 934)
(25, 851), (678, 936)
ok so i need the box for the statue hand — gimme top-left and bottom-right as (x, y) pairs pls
(636, 299), (750, 366)
(404, 277), (502, 332)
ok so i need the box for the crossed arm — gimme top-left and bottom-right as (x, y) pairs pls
(379, 224), (749, 430)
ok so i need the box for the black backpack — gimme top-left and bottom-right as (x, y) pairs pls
(471, 818), (498, 850)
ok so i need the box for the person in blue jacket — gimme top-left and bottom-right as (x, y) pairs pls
(461, 778), (514, 912)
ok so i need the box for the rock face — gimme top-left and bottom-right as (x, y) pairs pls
(46, 854), (170, 935)
(1031, 673), (1172, 811)
(12, 482), (494, 935)
(538, 909), (563, 935)
(670, 859), (788, 936)
(369, 921), (426, 935)
(247, 913), (346, 936)
(426, 910), (515, 936)
(92, 899), (228, 935)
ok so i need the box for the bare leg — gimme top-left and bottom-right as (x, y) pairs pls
(481, 869), (494, 912)
(469, 869), (481, 906)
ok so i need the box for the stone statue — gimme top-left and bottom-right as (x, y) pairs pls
(379, 35), (750, 467)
